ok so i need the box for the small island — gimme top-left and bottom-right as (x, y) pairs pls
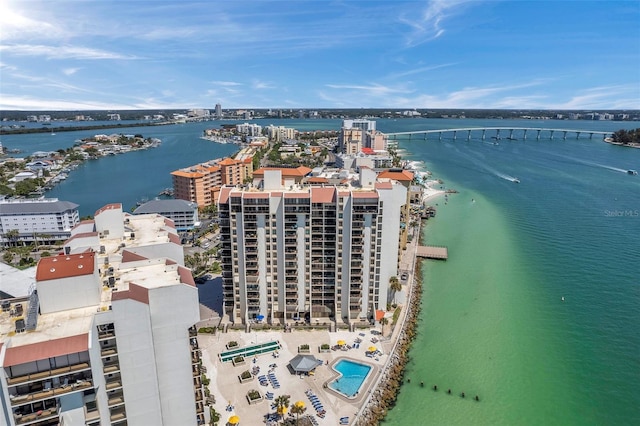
(605, 128), (640, 148)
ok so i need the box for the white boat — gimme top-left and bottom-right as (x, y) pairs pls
(513, 178), (520, 183)
(627, 170), (638, 175)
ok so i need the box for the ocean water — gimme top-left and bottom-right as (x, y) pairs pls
(379, 120), (640, 425)
(3, 118), (639, 423)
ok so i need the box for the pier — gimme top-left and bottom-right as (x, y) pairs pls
(416, 245), (448, 260)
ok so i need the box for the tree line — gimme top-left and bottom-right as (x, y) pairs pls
(611, 128), (640, 145)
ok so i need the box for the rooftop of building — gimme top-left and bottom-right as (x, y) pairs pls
(0, 209), (192, 355)
(133, 198), (198, 214)
(0, 198), (79, 214)
(253, 165), (313, 177)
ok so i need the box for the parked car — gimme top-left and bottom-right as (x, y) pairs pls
(400, 272), (409, 281)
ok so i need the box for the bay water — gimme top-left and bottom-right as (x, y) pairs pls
(2, 118), (639, 424)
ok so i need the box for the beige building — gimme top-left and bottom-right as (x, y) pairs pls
(171, 157), (253, 207)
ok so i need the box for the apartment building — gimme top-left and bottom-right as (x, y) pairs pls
(133, 199), (199, 231)
(377, 169), (414, 250)
(218, 168), (406, 325)
(338, 119), (388, 153)
(264, 125), (297, 142)
(171, 158), (253, 207)
(0, 198), (80, 247)
(0, 204), (203, 426)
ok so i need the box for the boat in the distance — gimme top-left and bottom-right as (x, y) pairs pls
(513, 178), (520, 183)
(627, 170), (638, 175)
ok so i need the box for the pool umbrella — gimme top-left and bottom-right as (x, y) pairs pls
(289, 354), (322, 373)
(337, 340), (346, 346)
(228, 415), (240, 424)
(368, 346), (377, 352)
(295, 401), (305, 408)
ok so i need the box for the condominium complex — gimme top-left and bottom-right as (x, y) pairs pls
(171, 156), (253, 207)
(338, 119), (388, 153)
(218, 168), (407, 325)
(0, 204), (203, 426)
(133, 199), (200, 231)
(0, 198), (80, 247)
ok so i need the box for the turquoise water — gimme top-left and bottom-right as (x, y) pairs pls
(3, 118), (639, 423)
(330, 359), (372, 398)
(380, 121), (640, 425)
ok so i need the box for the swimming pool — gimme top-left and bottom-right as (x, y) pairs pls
(329, 359), (372, 398)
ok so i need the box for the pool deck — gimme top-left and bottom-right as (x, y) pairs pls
(198, 330), (387, 425)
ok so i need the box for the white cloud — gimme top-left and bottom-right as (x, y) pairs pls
(252, 80), (275, 90)
(399, 0), (474, 47)
(210, 81), (243, 87)
(387, 63), (457, 79)
(0, 44), (138, 60)
(0, 2), (68, 41)
(62, 67), (81, 76)
(325, 83), (413, 96)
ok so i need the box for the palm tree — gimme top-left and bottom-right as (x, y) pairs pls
(389, 276), (402, 304)
(4, 229), (20, 248)
(209, 406), (220, 426)
(274, 394), (290, 422)
(290, 401), (307, 426)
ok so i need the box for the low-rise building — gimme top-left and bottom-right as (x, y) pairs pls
(0, 198), (80, 246)
(133, 199), (199, 231)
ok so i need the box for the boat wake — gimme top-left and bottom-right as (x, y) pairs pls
(548, 153), (629, 174)
(457, 148), (519, 182)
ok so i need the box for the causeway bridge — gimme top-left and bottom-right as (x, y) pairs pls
(385, 127), (612, 142)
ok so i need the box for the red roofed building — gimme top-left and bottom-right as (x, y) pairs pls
(36, 252), (99, 314)
(252, 166), (312, 184)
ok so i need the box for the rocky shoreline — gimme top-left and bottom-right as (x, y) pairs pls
(355, 223), (427, 425)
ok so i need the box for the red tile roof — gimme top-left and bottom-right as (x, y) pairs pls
(377, 170), (414, 182)
(36, 253), (95, 281)
(94, 203), (122, 217)
(112, 283), (149, 304)
(3, 334), (89, 367)
(311, 187), (336, 203)
(121, 250), (148, 263)
(306, 177), (329, 184)
(352, 191), (379, 199)
(375, 181), (393, 190)
(254, 166), (312, 177)
(178, 265), (196, 287)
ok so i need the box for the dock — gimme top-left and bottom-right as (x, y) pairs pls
(416, 245), (448, 260)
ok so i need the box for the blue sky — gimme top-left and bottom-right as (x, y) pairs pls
(1, 0), (639, 110)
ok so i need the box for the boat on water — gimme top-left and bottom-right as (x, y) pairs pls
(627, 170), (638, 175)
(513, 178), (520, 183)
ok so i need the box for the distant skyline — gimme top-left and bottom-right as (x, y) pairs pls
(1, 0), (639, 111)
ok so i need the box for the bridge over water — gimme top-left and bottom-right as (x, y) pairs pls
(385, 127), (612, 143)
